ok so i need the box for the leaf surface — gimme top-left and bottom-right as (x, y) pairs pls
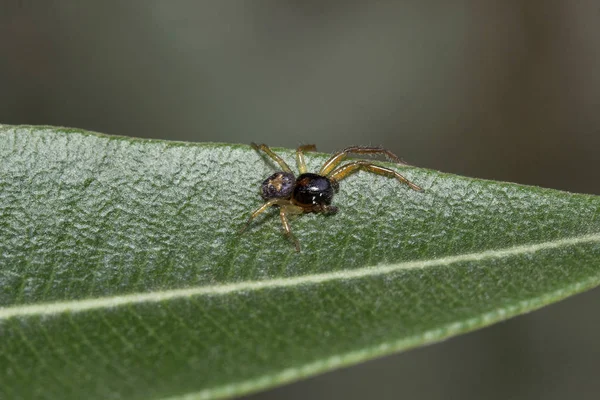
(1, 125), (600, 399)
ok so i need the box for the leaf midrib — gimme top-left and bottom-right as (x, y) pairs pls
(162, 268), (600, 400)
(2, 232), (599, 320)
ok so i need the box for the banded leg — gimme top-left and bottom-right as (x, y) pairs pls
(328, 161), (422, 191)
(320, 146), (408, 176)
(295, 144), (317, 174)
(251, 142), (292, 173)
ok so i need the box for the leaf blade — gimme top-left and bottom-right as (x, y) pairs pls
(1, 124), (600, 399)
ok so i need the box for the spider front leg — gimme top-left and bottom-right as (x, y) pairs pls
(327, 160), (422, 191)
(251, 142), (293, 173)
(320, 146), (409, 176)
(295, 144), (317, 174)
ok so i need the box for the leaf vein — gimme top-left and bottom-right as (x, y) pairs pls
(1, 233), (599, 320)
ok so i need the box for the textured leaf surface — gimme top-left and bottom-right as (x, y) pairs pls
(1, 125), (600, 400)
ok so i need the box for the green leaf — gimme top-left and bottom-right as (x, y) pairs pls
(1, 124), (600, 400)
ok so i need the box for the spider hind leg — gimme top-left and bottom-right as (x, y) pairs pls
(240, 199), (304, 251)
(251, 142), (293, 173)
(279, 205), (302, 252)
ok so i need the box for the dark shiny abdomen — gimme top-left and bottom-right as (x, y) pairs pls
(292, 173), (336, 206)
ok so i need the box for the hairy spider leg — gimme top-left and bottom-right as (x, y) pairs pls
(327, 160), (422, 191)
(240, 198), (304, 250)
(319, 146), (409, 176)
(295, 144), (317, 174)
(251, 142), (293, 173)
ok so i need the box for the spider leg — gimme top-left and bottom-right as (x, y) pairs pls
(251, 142), (293, 173)
(320, 146), (409, 176)
(295, 144), (317, 174)
(239, 198), (292, 233)
(327, 161), (422, 191)
(240, 200), (305, 250)
(279, 205), (302, 251)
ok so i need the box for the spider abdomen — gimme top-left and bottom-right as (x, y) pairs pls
(261, 172), (296, 200)
(292, 173), (338, 207)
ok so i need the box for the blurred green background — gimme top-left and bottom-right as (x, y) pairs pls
(1, 1), (599, 399)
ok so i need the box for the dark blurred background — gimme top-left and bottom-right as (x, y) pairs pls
(1, 1), (599, 399)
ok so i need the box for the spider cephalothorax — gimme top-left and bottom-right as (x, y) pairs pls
(241, 143), (421, 251)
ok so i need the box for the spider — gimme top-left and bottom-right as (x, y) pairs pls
(241, 143), (422, 251)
